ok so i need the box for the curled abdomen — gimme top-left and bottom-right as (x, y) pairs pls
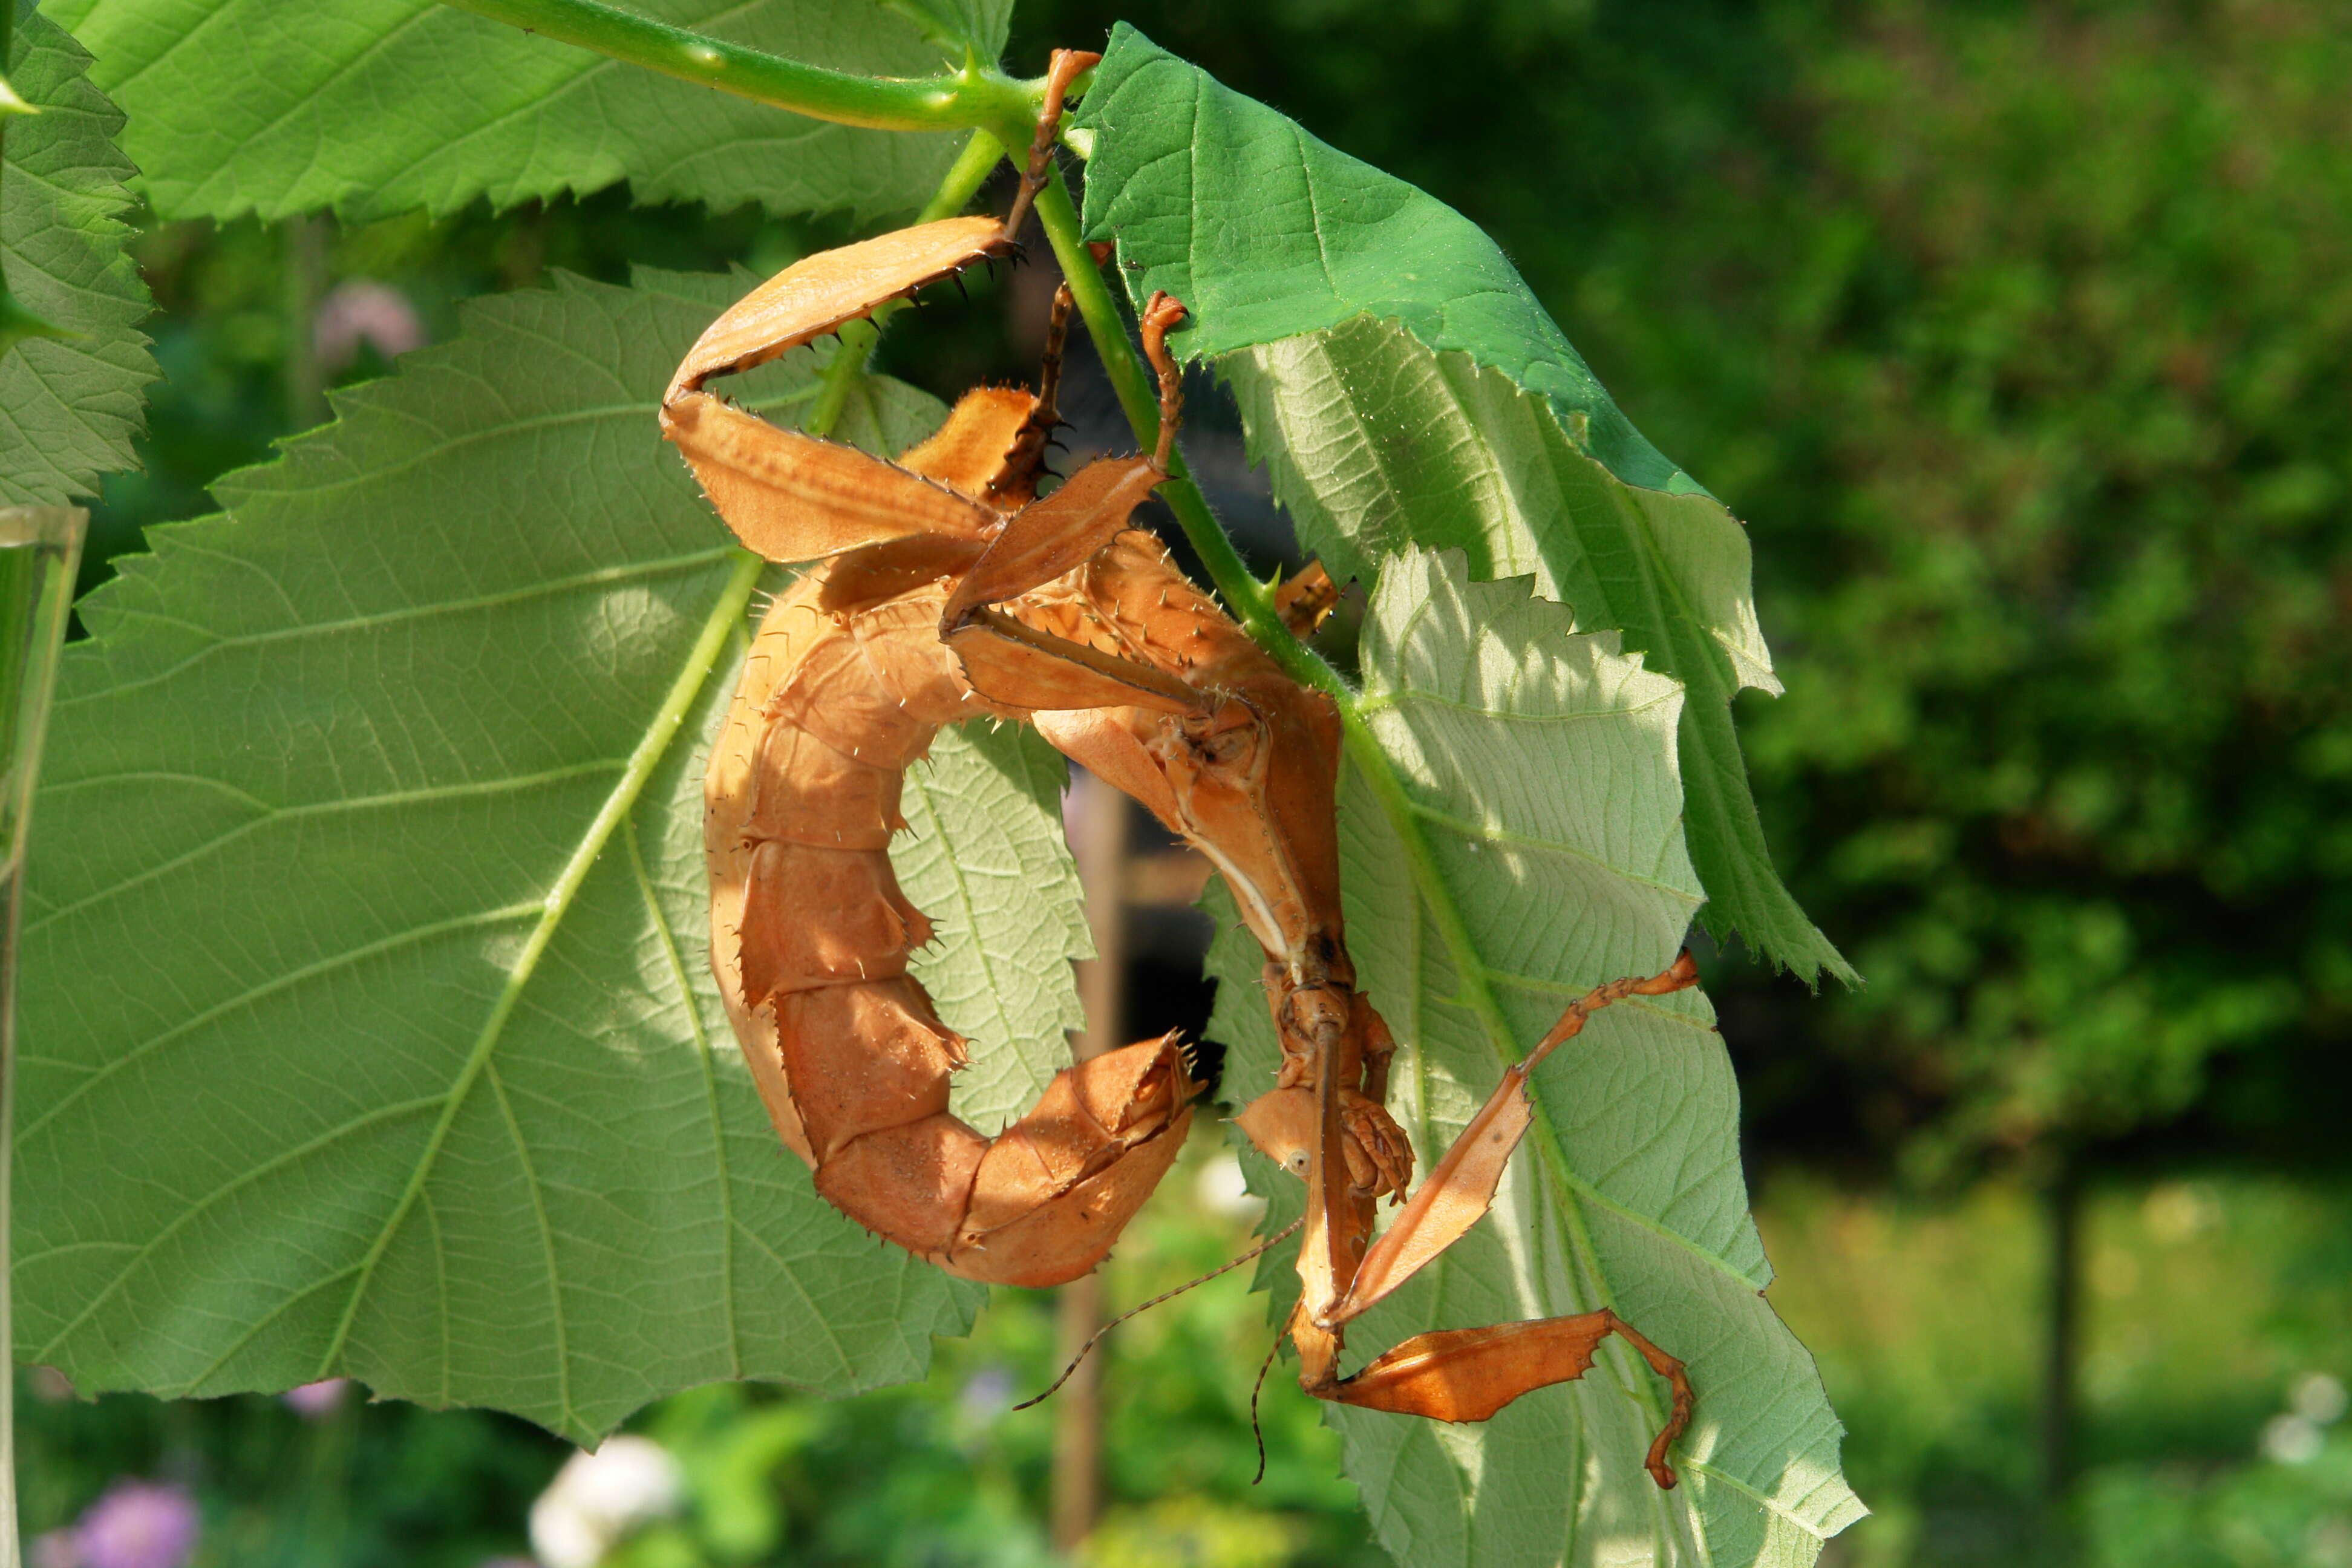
(705, 566), (1193, 1287)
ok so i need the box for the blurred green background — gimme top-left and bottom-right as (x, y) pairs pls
(20, 0), (2350, 1564)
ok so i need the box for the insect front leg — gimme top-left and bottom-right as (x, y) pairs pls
(935, 293), (1200, 717)
(1262, 953), (1704, 1489)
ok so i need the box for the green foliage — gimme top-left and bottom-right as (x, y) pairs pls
(14, 266), (1103, 1440)
(44, 0), (1008, 223)
(16, 1173), (2348, 1566)
(1544, 0), (2352, 1170)
(1028, 0), (2352, 1171)
(2082, 1436), (2352, 1568)
(1078, 27), (1852, 986)
(1207, 549), (1857, 1568)
(3, 2), (1869, 1562)
(0, 5), (152, 505)
(1757, 1173), (2352, 1566)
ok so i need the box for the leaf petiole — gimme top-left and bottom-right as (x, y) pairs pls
(434, 0), (1037, 135)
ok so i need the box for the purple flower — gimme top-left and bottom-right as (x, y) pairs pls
(71, 1480), (198, 1568)
(281, 1378), (351, 1419)
(958, 1365), (1016, 1425)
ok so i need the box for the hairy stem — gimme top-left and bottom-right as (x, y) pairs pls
(436, 0), (1034, 134)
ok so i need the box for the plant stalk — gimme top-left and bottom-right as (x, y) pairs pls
(436, 0), (1033, 133)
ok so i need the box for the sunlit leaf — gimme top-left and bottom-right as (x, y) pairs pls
(1209, 549), (1861, 1568)
(1079, 27), (1853, 985)
(44, 0), (1010, 223)
(14, 265), (1085, 1440)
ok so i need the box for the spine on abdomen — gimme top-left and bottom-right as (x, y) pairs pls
(704, 577), (1194, 1289)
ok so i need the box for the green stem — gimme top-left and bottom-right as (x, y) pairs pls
(437, 0), (1033, 134)
(807, 128), (1004, 438)
(1026, 170), (1348, 701)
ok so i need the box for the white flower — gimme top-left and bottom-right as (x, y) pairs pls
(2261, 1413), (2324, 1466)
(2292, 1371), (2347, 1426)
(527, 1436), (684, 1568)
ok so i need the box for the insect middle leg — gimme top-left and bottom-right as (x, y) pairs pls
(1292, 954), (1703, 1487)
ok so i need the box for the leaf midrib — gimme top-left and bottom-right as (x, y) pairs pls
(307, 549), (765, 1410)
(26, 761), (627, 937)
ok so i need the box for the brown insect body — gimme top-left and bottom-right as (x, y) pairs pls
(697, 332), (1202, 1288)
(672, 56), (1699, 1486)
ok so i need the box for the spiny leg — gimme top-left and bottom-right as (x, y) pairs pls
(1037, 281), (1074, 421)
(1002, 48), (1101, 240)
(984, 283), (1078, 508)
(938, 294), (1198, 714)
(1140, 290), (1185, 471)
(1306, 952), (1702, 1487)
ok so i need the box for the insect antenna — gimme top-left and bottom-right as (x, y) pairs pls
(1011, 1214), (1304, 1414)
(1249, 1325), (1285, 1485)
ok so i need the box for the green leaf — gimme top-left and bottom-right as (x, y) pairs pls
(1209, 549), (1861, 1568)
(43, 0), (1010, 223)
(878, 0), (1011, 59)
(1, 5), (152, 503)
(14, 265), (1088, 1440)
(901, 717), (1090, 1134)
(1077, 27), (1854, 985)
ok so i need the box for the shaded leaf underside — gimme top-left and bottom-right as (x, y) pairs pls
(15, 266), (1088, 1441)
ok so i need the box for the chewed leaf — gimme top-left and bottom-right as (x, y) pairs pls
(0, 8), (153, 504)
(1208, 549), (1860, 1568)
(15, 266), (1085, 1440)
(45, 0), (1007, 223)
(1078, 27), (1854, 986)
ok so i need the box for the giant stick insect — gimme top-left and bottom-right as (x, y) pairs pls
(664, 53), (1700, 1489)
